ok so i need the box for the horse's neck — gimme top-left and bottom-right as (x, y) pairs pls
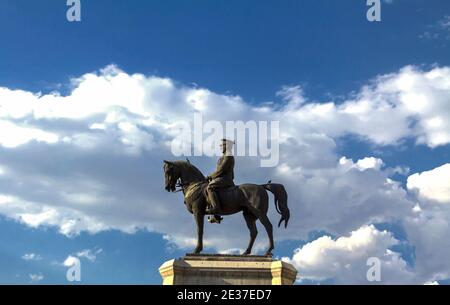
(181, 171), (205, 199)
(180, 166), (204, 187)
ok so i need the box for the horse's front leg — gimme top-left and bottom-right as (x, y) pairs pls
(193, 211), (204, 254)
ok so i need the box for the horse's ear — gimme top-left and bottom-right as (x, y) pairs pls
(186, 158), (191, 164)
(164, 160), (173, 165)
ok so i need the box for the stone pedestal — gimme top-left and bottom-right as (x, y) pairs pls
(159, 254), (297, 285)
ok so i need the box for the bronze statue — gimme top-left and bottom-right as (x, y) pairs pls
(163, 140), (290, 256)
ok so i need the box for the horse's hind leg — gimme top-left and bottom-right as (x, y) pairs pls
(242, 204), (274, 256)
(239, 187), (273, 256)
(259, 213), (274, 256)
(242, 211), (258, 255)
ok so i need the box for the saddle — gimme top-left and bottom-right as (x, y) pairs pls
(184, 182), (239, 208)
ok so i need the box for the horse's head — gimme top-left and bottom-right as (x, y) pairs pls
(163, 160), (180, 192)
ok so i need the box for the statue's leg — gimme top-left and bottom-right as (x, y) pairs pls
(193, 212), (204, 254)
(242, 211), (258, 255)
(206, 186), (220, 214)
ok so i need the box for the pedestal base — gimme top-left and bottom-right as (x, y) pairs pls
(159, 254), (297, 285)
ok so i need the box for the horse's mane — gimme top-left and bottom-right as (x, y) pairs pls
(173, 161), (206, 180)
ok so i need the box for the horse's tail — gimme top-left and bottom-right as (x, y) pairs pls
(262, 182), (290, 228)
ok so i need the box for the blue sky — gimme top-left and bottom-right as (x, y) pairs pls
(0, 0), (450, 284)
(2, 0), (449, 101)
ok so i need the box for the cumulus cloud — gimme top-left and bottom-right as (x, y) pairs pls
(402, 164), (450, 283)
(339, 156), (384, 171)
(0, 64), (449, 283)
(403, 205), (450, 283)
(285, 162), (450, 284)
(275, 155), (413, 240)
(0, 120), (58, 148)
(281, 66), (450, 148)
(284, 225), (414, 284)
(407, 163), (450, 204)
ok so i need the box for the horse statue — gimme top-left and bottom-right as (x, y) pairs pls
(163, 160), (290, 256)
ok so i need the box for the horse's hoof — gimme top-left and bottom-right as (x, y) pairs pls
(242, 250), (251, 256)
(193, 247), (203, 254)
(265, 251), (273, 257)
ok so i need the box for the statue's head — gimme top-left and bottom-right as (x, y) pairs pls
(163, 161), (180, 192)
(220, 139), (235, 155)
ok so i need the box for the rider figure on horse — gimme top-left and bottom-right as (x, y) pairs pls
(205, 139), (235, 224)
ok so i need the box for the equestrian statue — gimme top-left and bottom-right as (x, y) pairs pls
(163, 139), (290, 256)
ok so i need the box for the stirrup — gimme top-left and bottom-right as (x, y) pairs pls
(208, 215), (223, 224)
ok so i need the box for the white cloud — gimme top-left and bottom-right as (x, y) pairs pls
(402, 163), (450, 283)
(284, 225), (414, 284)
(0, 194), (113, 236)
(0, 65), (449, 283)
(356, 157), (384, 171)
(403, 207), (450, 283)
(0, 120), (58, 148)
(22, 253), (42, 261)
(283, 162), (450, 284)
(281, 66), (450, 148)
(339, 156), (384, 171)
(63, 255), (79, 267)
(29, 273), (44, 282)
(407, 164), (450, 204)
(277, 85), (306, 108)
(60, 248), (102, 269)
(76, 248), (103, 262)
(420, 15), (450, 41)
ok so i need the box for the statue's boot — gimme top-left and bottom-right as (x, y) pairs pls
(208, 215), (223, 224)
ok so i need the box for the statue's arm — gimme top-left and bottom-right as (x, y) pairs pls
(209, 157), (233, 179)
